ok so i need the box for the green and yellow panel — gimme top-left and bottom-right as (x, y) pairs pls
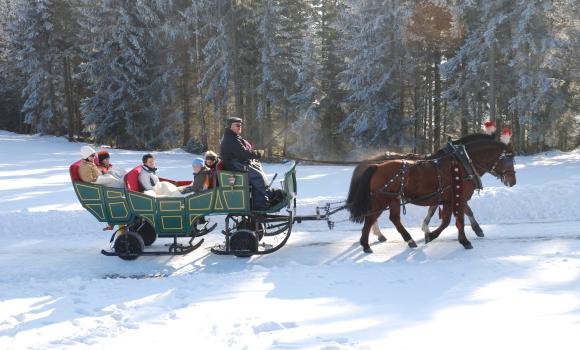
(186, 189), (216, 227)
(213, 171), (250, 214)
(126, 190), (157, 229)
(254, 161), (298, 213)
(72, 181), (134, 225)
(156, 197), (189, 236)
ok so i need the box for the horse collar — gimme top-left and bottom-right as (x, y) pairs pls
(451, 144), (483, 190)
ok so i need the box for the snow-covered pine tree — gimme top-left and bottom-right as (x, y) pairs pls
(154, 0), (208, 148)
(255, 0), (308, 155)
(443, 0), (578, 153)
(310, 0), (348, 157)
(0, 0), (23, 132)
(508, 0), (577, 152)
(78, 0), (167, 149)
(11, 0), (79, 135)
(340, 0), (413, 152)
(288, 3), (325, 159)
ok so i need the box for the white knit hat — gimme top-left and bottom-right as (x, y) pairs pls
(80, 145), (96, 159)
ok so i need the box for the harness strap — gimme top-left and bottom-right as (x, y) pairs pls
(400, 161), (407, 215)
(450, 161), (464, 216)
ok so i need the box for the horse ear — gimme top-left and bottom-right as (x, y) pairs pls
(500, 128), (512, 144)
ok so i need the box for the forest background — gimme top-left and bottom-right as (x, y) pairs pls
(0, 0), (578, 159)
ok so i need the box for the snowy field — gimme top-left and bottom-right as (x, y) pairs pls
(0, 130), (579, 350)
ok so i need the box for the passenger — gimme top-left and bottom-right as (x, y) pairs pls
(204, 150), (220, 188)
(138, 153), (181, 197)
(97, 150), (112, 174)
(180, 158), (211, 195)
(94, 150), (126, 188)
(139, 153), (160, 191)
(78, 145), (101, 183)
(219, 117), (269, 210)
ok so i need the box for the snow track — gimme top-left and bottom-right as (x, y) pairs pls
(0, 131), (579, 349)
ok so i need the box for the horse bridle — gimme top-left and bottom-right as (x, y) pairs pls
(474, 150), (516, 182)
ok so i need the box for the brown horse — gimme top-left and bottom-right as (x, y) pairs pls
(346, 134), (516, 253)
(368, 139), (509, 241)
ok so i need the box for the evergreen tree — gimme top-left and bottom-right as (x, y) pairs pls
(11, 0), (78, 135)
(79, 0), (168, 149)
(340, 0), (412, 151)
(0, 0), (22, 132)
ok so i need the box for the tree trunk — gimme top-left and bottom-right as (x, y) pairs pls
(266, 99), (272, 155)
(48, 66), (59, 135)
(427, 61), (433, 153)
(396, 70), (405, 147)
(460, 59), (468, 136)
(230, 7), (243, 122)
(63, 56), (75, 140)
(512, 109), (521, 153)
(413, 70), (420, 153)
(182, 69), (191, 147)
(283, 102), (289, 156)
(433, 51), (441, 151)
(489, 42), (496, 122)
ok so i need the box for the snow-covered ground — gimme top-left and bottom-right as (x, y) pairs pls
(0, 130), (579, 350)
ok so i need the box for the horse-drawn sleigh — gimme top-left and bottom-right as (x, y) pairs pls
(70, 133), (516, 260)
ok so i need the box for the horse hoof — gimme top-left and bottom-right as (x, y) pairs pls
(463, 242), (473, 249)
(363, 247), (373, 254)
(407, 240), (417, 248)
(424, 234), (430, 244)
(377, 235), (387, 242)
(473, 226), (485, 237)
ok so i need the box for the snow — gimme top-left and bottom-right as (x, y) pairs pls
(0, 130), (579, 349)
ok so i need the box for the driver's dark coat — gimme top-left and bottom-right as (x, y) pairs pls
(219, 128), (258, 170)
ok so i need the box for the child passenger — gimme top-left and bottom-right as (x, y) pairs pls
(180, 158), (210, 195)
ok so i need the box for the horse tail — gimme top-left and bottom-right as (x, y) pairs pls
(346, 164), (378, 223)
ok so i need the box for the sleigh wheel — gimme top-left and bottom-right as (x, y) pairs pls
(114, 231), (145, 260)
(127, 219), (157, 246)
(137, 221), (156, 246)
(229, 229), (259, 257)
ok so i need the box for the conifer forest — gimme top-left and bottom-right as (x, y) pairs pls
(0, 0), (578, 158)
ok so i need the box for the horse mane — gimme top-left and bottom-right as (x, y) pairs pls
(454, 133), (508, 151)
(453, 133), (494, 145)
(363, 133), (507, 163)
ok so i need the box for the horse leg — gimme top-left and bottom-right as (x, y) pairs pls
(425, 205), (452, 243)
(465, 204), (484, 237)
(455, 205), (473, 249)
(371, 222), (387, 242)
(361, 212), (381, 253)
(388, 204), (417, 248)
(421, 205), (438, 234)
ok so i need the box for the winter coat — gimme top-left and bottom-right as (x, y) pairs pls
(192, 167), (211, 193)
(219, 128), (260, 171)
(182, 167), (211, 194)
(78, 159), (101, 183)
(138, 165), (159, 191)
(207, 160), (220, 188)
(98, 163), (112, 174)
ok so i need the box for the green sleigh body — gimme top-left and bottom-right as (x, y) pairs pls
(70, 161), (298, 259)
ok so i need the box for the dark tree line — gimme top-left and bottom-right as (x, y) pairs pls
(0, 0), (578, 156)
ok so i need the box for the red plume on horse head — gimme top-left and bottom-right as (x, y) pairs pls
(500, 128), (512, 144)
(483, 121), (496, 135)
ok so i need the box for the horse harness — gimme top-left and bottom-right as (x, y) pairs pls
(473, 150), (516, 183)
(373, 141), (486, 214)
